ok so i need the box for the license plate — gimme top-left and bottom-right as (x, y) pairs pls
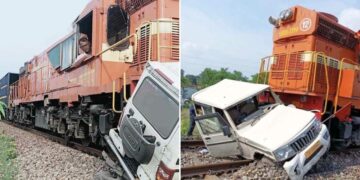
(305, 140), (322, 158)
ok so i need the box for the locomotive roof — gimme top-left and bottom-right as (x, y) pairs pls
(192, 79), (269, 109)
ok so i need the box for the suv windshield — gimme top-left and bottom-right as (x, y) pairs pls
(228, 90), (276, 126)
(133, 77), (179, 139)
(228, 97), (258, 125)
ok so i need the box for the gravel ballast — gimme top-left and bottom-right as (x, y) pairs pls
(0, 121), (105, 180)
(182, 147), (360, 179)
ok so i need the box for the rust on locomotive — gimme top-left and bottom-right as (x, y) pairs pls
(8, 0), (179, 146)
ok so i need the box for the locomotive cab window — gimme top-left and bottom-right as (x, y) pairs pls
(77, 12), (93, 55)
(61, 35), (76, 70)
(48, 45), (61, 69)
(107, 5), (129, 50)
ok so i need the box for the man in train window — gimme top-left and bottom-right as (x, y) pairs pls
(79, 33), (91, 54)
(74, 33), (92, 66)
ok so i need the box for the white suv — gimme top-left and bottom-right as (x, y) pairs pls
(100, 62), (179, 180)
(192, 79), (330, 179)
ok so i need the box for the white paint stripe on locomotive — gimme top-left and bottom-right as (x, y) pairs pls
(150, 19), (179, 35)
(300, 53), (358, 70)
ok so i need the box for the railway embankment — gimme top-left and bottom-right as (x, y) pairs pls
(0, 132), (17, 179)
(0, 121), (104, 180)
(181, 139), (360, 179)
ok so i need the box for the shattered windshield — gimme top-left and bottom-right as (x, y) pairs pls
(228, 97), (258, 126)
(228, 90), (277, 126)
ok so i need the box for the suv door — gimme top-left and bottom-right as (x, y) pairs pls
(195, 113), (242, 157)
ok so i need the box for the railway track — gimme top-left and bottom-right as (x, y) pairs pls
(181, 159), (253, 178)
(181, 139), (252, 178)
(181, 139), (205, 148)
(1, 120), (103, 157)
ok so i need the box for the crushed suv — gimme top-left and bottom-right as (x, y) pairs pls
(192, 79), (330, 179)
(98, 62), (180, 180)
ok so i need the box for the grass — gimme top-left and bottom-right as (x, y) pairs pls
(0, 101), (6, 120)
(181, 107), (200, 138)
(0, 134), (17, 180)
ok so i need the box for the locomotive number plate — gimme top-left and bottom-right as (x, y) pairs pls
(305, 140), (321, 158)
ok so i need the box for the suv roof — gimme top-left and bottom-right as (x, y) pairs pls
(192, 79), (269, 109)
(148, 61), (180, 89)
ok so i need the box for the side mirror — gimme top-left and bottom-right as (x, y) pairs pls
(222, 125), (232, 137)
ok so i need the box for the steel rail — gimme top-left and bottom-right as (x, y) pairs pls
(181, 160), (253, 178)
(181, 140), (205, 148)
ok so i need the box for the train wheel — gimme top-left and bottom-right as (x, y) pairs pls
(64, 131), (71, 145)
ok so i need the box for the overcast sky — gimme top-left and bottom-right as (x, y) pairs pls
(181, 0), (360, 77)
(0, 0), (89, 76)
(1, 1), (360, 78)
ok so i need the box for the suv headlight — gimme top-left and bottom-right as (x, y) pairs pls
(313, 118), (322, 135)
(274, 144), (296, 161)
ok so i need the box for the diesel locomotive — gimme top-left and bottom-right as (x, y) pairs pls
(260, 6), (360, 149)
(6, 0), (179, 146)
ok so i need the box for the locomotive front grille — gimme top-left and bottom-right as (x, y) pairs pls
(290, 124), (319, 153)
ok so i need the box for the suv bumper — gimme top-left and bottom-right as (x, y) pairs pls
(283, 124), (330, 180)
(104, 135), (136, 180)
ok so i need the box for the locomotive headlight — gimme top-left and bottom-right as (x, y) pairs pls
(274, 144), (296, 161)
(269, 16), (280, 28)
(279, 9), (293, 21)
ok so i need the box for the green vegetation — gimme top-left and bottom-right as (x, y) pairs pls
(0, 101), (6, 120)
(250, 72), (269, 84)
(181, 68), (263, 89)
(181, 107), (200, 138)
(0, 134), (17, 180)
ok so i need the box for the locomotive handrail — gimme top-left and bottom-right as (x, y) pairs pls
(123, 72), (128, 103)
(112, 72), (128, 114)
(112, 80), (122, 114)
(316, 52), (329, 115)
(256, 58), (265, 84)
(260, 51), (358, 115)
(256, 55), (273, 84)
(311, 51), (318, 92)
(304, 51), (314, 93)
(264, 57), (271, 84)
(96, 33), (137, 57)
(333, 58), (355, 113)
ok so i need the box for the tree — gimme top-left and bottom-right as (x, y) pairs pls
(185, 75), (198, 86)
(198, 68), (249, 89)
(181, 76), (192, 87)
(250, 72), (269, 84)
(0, 101), (6, 120)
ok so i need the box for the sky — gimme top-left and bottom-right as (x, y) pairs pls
(0, 0), (89, 76)
(1, 1), (360, 78)
(181, 0), (360, 77)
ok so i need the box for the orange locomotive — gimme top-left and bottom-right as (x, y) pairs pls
(8, 0), (179, 146)
(259, 6), (360, 149)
